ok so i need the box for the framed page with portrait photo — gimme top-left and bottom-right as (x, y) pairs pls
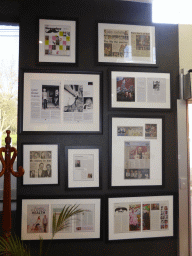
(39, 19), (76, 64)
(66, 146), (101, 189)
(108, 195), (173, 241)
(21, 70), (101, 133)
(110, 116), (163, 187)
(98, 23), (156, 65)
(22, 144), (58, 185)
(111, 71), (171, 109)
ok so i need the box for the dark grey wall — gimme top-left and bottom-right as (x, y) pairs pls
(1, 0), (179, 255)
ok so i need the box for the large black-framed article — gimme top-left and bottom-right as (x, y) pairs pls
(111, 117), (162, 187)
(98, 23), (156, 65)
(111, 72), (170, 109)
(22, 71), (101, 133)
(39, 19), (76, 63)
(67, 147), (100, 188)
(23, 144), (58, 185)
(21, 198), (101, 240)
(108, 195), (173, 240)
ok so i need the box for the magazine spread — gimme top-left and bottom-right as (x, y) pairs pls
(114, 201), (169, 234)
(30, 151), (52, 178)
(73, 154), (94, 181)
(30, 79), (94, 124)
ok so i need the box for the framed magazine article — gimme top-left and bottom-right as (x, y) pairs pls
(108, 195), (173, 240)
(39, 19), (76, 64)
(21, 198), (101, 240)
(111, 71), (171, 109)
(22, 144), (58, 185)
(98, 23), (156, 65)
(66, 146), (100, 189)
(111, 116), (163, 187)
(22, 71), (101, 133)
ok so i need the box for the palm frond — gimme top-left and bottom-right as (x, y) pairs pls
(0, 234), (31, 256)
(52, 204), (84, 238)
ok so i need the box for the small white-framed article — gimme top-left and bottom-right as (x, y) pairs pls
(67, 148), (100, 188)
(111, 117), (162, 187)
(39, 19), (76, 63)
(21, 198), (101, 240)
(111, 71), (170, 109)
(23, 144), (58, 185)
(108, 195), (173, 240)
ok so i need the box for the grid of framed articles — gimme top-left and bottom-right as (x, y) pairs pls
(19, 19), (174, 242)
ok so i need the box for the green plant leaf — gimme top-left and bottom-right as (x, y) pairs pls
(52, 204), (84, 238)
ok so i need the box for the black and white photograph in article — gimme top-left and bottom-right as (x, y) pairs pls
(42, 85), (60, 110)
(23, 144), (58, 185)
(63, 81), (93, 123)
(124, 141), (150, 180)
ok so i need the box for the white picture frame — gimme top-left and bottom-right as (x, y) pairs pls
(23, 144), (58, 185)
(21, 198), (101, 240)
(39, 19), (76, 63)
(67, 148), (100, 188)
(108, 195), (173, 240)
(98, 23), (156, 65)
(111, 71), (170, 109)
(111, 117), (162, 187)
(22, 71), (101, 133)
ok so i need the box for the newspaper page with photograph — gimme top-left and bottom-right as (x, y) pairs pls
(114, 203), (141, 233)
(131, 32), (150, 57)
(30, 80), (61, 122)
(117, 126), (143, 136)
(104, 29), (129, 58)
(27, 205), (49, 234)
(44, 24), (71, 57)
(74, 204), (95, 232)
(30, 151), (52, 178)
(73, 154), (94, 181)
(143, 202), (169, 231)
(124, 141), (150, 179)
(63, 81), (93, 123)
(137, 77), (166, 104)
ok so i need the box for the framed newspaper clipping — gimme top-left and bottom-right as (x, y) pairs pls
(39, 19), (76, 64)
(66, 146), (101, 189)
(108, 195), (174, 240)
(98, 23), (156, 65)
(111, 71), (171, 109)
(22, 144), (58, 185)
(111, 116), (163, 187)
(22, 70), (101, 133)
(20, 197), (101, 240)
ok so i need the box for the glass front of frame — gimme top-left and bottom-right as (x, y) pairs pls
(98, 23), (156, 65)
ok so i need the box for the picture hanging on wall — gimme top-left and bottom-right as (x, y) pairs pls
(110, 116), (163, 187)
(22, 144), (58, 185)
(98, 23), (156, 65)
(39, 19), (76, 64)
(66, 146), (100, 189)
(21, 198), (101, 240)
(108, 195), (173, 240)
(111, 71), (171, 109)
(22, 71), (101, 133)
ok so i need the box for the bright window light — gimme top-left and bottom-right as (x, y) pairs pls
(153, 0), (192, 24)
